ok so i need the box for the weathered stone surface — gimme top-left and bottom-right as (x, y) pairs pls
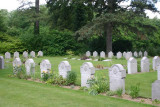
(13, 58), (22, 74)
(123, 52), (126, 58)
(86, 51), (91, 57)
(153, 56), (160, 71)
(144, 51), (148, 57)
(93, 51), (98, 57)
(117, 52), (122, 59)
(100, 51), (105, 58)
(109, 64), (126, 94)
(141, 57), (150, 72)
(125, 52), (132, 60)
(152, 80), (160, 100)
(30, 51), (35, 58)
(25, 59), (35, 75)
(80, 62), (95, 88)
(14, 51), (19, 58)
(40, 59), (51, 77)
(134, 51), (138, 57)
(38, 51), (43, 57)
(139, 51), (143, 57)
(0, 56), (4, 69)
(157, 66), (160, 80)
(5, 52), (11, 59)
(127, 57), (137, 74)
(108, 51), (113, 58)
(23, 51), (28, 58)
(58, 61), (71, 79)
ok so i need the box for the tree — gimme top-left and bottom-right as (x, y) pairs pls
(75, 0), (158, 53)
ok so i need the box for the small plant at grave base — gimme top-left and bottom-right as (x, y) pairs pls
(46, 74), (66, 85)
(140, 99), (145, 103)
(80, 55), (89, 60)
(152, 99), (160, 105)
(66, 71), (77, 85)
(79, 87), (88, 91)
(14, 66), (31, 79)
(87, 77), (109, 95)
(95, 64), (104, 69)
(116, 88), (123, 97)
(66, 50), (74, 59)
(41, 71), (53, 81)
(98, 57), (105, 61)
(129, 83), (140, 99)
(106, 91), (116, 96)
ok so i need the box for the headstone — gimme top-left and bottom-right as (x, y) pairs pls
(5, 52), (11, 59)
(38, 51), (43, 57)
(152, 80), (160, 100)
(40, 59), (51, 77)
(123, 52), (126, 58)
(80, 62), (95, 88)
(134, 51), (138, 57)
(30, 51), (35, 58)
(125, 52), (132, 60)
(86, 51), (91, 57)
(23, 51), (28, 58)
(0, 56), (4, 69)
(25, 59), (35, 75)
(144, 51), (148, 57)
(58, 61), (71, 79)
(117, 52), (122, 59)
(100, 51), (105, 58)
(108, 51), (113, 58)
(93, 51), (98, 57)
(127, 57), (137, 74)
(129, 52), (133, 57)
(109, 64), (126, 94)
(153, 56), (160, 71)
(13, 58), (22, 74)
(14, 51), (19, 58)
(141, 57), (149, 72)
(139, 51), (143, 57)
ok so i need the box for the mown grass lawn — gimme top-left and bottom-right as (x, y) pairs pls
(0, 56), (157, 107)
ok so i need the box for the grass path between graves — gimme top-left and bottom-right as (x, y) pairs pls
(0, 68), (155, 107)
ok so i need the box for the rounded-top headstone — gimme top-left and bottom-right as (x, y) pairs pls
(134, 51), (138, 57)
(14, 51), (19, 58)
(40, 59), (51, 77)
(144, 51), (148, 57)
(123, 52), (126, 58)
(139, 51), (143, 57)
(93, 51), (98, 57)
(109, 64), (126, 94)
(13, 58), (22, 74)
(38, 51), (43, 57)
(80, 62), (95, 88)
(23, 51), (28, 58)
(86, 51), (91, 57)
(25, 59), (35, 75)
(100, 51), (105, 58)
(30, 51), (35, 58)
(108, 51), (113, 58)
(117, 52), (122, 59)
(58, 61), (71, 79)
(0, 56), (4, 69)
(141, 57), (149, 72)
(5, 52), (11, 59)
(153, 56), (160, 71)
(127, 57), (137, 74)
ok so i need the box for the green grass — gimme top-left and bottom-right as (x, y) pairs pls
(0, 56), (157, 106)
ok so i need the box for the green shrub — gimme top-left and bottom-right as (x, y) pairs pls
(106, 91), (116, 96)
(98, 57), (105, 61)
(88, 77), (109, 95)
(66, 71), (77, 85)
(15, 66), (30, 79)
(42, 73), (50, 81)
(46, 74), (66, 85)
(129, 84), (140, 98)
(116, 88), (123, 97)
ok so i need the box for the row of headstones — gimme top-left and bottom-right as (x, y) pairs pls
(127, 56), (160, 74)
(5, 51), (43, 59)
(10, 57), (160, 100)
(86, 51), (148, 59)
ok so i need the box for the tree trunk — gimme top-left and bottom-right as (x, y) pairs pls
(34, 0), (39, 35)
(105, 22), (113, 54)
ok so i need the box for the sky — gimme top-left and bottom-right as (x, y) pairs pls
(0, 0), (160, 19)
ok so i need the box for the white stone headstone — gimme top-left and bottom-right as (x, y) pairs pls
(25, 59), (35, 75)
(144, 51), (148, 57)
(108, 51), (113, 58)
(123, 52), (126, 58)
(14, 51), (19, 58)
(93, 51), (98, 57)
(127, 57), (137, 74)
(141, 57), (149, 72)
(109, 64), (126, 94)
(5, 52), (11, 59)
(80, 62), (95, 88)
(38, 51), (43, 57)
(100, 51), (105, 58)
(30, 51), (35, 58)
(139, 51), (143, 57)
(153, 56), (160, 71)
(86, 51), (91, 57)
(134, 51), (138, 57)
(157, 66), (160, 80)
(125, 52), (132, 60)
(23, 51), (28, 58)
(0, 56), (4, 69)
(40, 59), (51, 77)
(13, 58), (22, 74)
(117, 52), (122, 59)
(58, 61), (71, 79)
